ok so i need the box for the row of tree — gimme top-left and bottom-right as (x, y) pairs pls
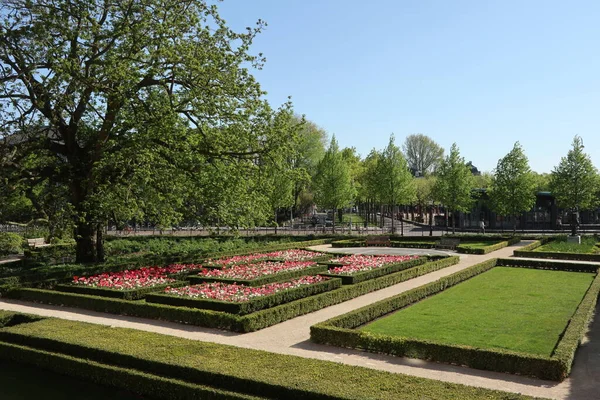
(309, 134), (599, 233)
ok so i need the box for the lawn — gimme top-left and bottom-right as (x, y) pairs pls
(360, 267), (594, 356)
(535, 236), (600, 254)
(457, 240), (504, 249)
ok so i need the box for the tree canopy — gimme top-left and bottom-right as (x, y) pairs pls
(490, 142), (536, 232)
(0, 0), (294, 262)
(433, 143), (474, 233)
(402, 134), (444, 176)
(550, 136), (599, 212)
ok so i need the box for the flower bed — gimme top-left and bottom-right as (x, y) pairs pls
(188, 261), (328, 286)
(322, 256), (428, 285)
(53, 265), (202, 300)
(146, 275), (342, 314)
(262, 249), (328, 262)
(202, 254), (269, 268)
(327, 255), (420, 275)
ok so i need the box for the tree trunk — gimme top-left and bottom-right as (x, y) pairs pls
(513, 214), (517, 234)
(452, 211), (456, 234)
(74, 221), (96, 263)
(96, 224), (105, 262)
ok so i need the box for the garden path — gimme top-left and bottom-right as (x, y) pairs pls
(1, 241), (599, 400)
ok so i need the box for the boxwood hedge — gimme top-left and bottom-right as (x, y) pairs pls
(0, 318), (535, 400)
(311, 258), (599, 381)
(54, 281), (189, 301)
(320, 256), (429, 285)
(456, 237), (521, 255)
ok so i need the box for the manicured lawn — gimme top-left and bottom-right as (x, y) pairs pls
(458, 240), (504, 249)
(361, 267), (594, 356)
(0, 360), (140, 400)
(535, 236), (600, 254)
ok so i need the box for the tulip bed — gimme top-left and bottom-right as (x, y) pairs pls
(202, 249), (328, 268)
(188, 260), (328, 286)
(322, 255), (427, 285)
(54, 264), (204, 300)
(146, 275), (342, 314)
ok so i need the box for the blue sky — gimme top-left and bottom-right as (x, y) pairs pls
(217, 0), (600, 173)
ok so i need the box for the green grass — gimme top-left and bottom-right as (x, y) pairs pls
(0, 318), (536, 400)
(361, 267), (594, 356)
(341, 213), (378, 227)
(535, 236), (600, 254)
(457, 240), (504, 249)
(0, 360), (139, 400)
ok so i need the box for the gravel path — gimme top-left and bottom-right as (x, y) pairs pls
(0, 241), (598, 400)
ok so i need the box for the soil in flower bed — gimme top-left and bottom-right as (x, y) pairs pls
(360, 267), (595, 356)
(145, 275), (342, 314)
(188, 261), (327, 286)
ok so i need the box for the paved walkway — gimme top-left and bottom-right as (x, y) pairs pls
(0, 241), (598, 400)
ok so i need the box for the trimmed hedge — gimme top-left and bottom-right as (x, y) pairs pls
(187, 264), (328, 287)
(456, 237), (521, 255)
(496, 257), (599, 273)
(0, 318), (535, 400)
(23, 243), (76, 267)
(54, 281), (189, 301)
(321, 257), (430, 285)
(513, 236), (600, 261)
(311, 258), (600, 381)
(7, 256), (459, 333)
(0, 311), (44, 328)
(0, 342), (261, 400)
(146, 278), (342, 315)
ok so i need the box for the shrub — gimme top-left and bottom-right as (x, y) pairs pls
(456, 237), (520, 254)
(0, 232), (23, 256)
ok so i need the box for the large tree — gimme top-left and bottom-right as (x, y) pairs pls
(490, 142), (536, 233)
(402, 133), (444, 176)
(377, 134), (414, 233)
(313, 136), (355, 232)
(0, 0), (292, 262)
(550, 136), (599, 213)
(433, 143), (474, 233)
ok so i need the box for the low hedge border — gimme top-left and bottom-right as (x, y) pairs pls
(310, 258), (599, 381)
(514, 251), (600, 262)
(54, 281), (189, 301)
(146, 278), (342, 315)
(512, 237), (551, 256)
(456, 237), (521, 255)
(0, 342), (261, 400)
(496, 258), (599, 273)
(6, 257), (459, 333)
(321, 257), (430, 285)
(0, 319), (536, 400)
(187, 264), (328, 287)
(0, 311), (44, 328)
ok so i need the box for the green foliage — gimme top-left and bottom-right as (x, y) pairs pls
(0, 0), (296, 262)
(0, 318), (535, 400)
(550, 136), (599, 210)
(23, 243), (76, 267)
(146, 278), (342, 315)
(433, 143), (475, 232)
(402, 134), (444, 176)
(514, 236), (600, 261)
(0, 232), (23, 256)
(312, 259), (599, 381)
(490, 142), (536, 231)
(313, 136), (356, 229)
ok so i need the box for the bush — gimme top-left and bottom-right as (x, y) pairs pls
(146, 278), (342, 315)
(0, 232), (23, 256)
(311, 258), (600, 381)
(23, 243), (76, 267)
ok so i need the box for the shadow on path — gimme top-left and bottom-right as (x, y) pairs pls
(566, 305), (600, 400)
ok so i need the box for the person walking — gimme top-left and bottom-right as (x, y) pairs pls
(479, 219), (485, 234)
